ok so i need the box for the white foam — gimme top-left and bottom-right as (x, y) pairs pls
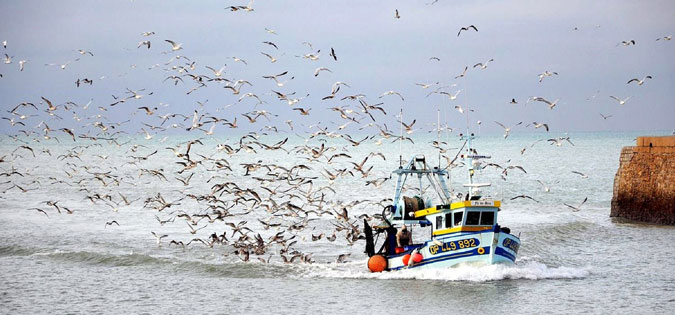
(303, 259), (590, 282)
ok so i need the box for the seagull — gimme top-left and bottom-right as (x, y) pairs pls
(398, 119), (416, 134)
(19, 60), (26, 71)
(41, 96), (58, 112)
(77, 49), (94, 56)
(45, 59), (79, 70)
(262, 41), (278, 49)
(394, 9), (400, 19)
(548, 137), (574, 147)
(495, 121), (522, 139)
(509, 98), (518, 104)
(3, 54), (12, 64)
(454, 105), (473, 114)
(538, 71), (558, 82)
(104, 220), (120, 228)
(138, 40), (151, 49)
(292, 107), (311, 115)
(600, 113), (612, 120)
(510, 195), (539, 203)
(617, 40), (636, 46)
(609, 95), (630, 105)
(415, 82), (436, 89)
(241, 0), (254, 12)
(264, 27), (277, 35)
(457, 25), (478, 36)
(151, 231), (168, 246)
(29, 208), (49, 217)
(141, 128), (154, 140)
(205, 65), (226, 77)
(142, 31), (155, 36)
(454, 66), (468, 79)
(532, 97), (559, 109)
(379, 90), (404, 101)
(656, 35), (672, 41)
(626, 76), (652, 86)
(473, 59), (494, 70)
(314, 67), (332, 77)
(528, 122), (549, 132)
(571, 170), (588, 178)
(564, 197), (588, 212)
(440, 89), (462, 100)
(260, 52), (277, 63)
(2, 40), (6, 48)
(536, 180), (551, 192)
(299, 50), (321, 61)
(232, 56), (248, 65)
(164, 39), (182, 51)
(262, 71), (291, 87)
(337, 253), (351, 263)
(329, 47), (337, 61)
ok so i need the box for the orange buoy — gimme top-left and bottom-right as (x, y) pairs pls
(412, 253), (423, 263)
(368, 255), (387, 272)
(402, 254), (411, 265)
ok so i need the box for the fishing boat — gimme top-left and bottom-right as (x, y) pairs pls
(364, 132), (521, 272)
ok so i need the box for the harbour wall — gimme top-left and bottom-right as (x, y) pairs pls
(611, 136), (675, 225)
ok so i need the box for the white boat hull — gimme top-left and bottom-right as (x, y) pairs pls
(385, 230), (520, 271)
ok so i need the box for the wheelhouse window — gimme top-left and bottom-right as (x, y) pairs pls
(453, 211), (463, 226)
(465, 211), (480, 225)
(445, 213), (452, 228)
(436, 216), (443, 229)
(480, 211), (495, 226)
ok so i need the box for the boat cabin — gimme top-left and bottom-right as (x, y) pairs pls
(413, 201), (500, 238)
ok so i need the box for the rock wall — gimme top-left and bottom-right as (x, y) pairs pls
(611, 136), (675, 225)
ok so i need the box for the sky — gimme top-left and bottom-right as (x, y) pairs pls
(0, 0), (673, 137)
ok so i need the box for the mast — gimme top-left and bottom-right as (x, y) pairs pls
(437, 108), (441, 168)
(399, 108), (403, 167)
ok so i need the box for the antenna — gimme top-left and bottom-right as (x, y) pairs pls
(464, 86), (470, 137)
(399, 108), (403, 167)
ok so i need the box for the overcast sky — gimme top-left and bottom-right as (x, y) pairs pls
(0, 0), (673, 137)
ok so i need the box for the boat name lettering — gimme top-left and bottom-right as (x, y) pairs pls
(429, 238), (480, 255)
(471, 200), (493, 206)
(502, 238), (520, 253)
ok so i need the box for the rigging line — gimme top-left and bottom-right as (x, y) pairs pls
(427, 173), (445, 202)
(444, 139), (467, 171)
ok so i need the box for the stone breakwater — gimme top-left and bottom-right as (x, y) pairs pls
(611, 136), (675, 225)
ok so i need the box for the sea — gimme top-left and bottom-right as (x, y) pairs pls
(1, 130), (674, 314)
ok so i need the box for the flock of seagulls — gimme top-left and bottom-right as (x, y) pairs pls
(0, 4), (671, 266)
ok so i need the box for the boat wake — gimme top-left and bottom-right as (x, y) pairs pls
(303, 259), (590, 282)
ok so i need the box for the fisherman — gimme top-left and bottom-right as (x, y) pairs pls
(396, 225), (412, 248)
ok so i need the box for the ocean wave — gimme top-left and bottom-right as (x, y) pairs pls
(303, 259), (590, 282)
(19, 246), (300, 278)
(0, 245), (37, 257)
(40, 249), (170, 267)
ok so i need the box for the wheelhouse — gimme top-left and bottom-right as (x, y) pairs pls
(413, 200), (500, 238)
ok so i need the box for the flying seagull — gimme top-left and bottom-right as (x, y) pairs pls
(164, 39), (183, 51)
(495, 121), (522, 139)
(458, 25), (478, 36)
(473, 59), (494, 70)
(609, 95), (630, 105)
(565, 197), (588, 212)
(626, 76), (652, 86)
